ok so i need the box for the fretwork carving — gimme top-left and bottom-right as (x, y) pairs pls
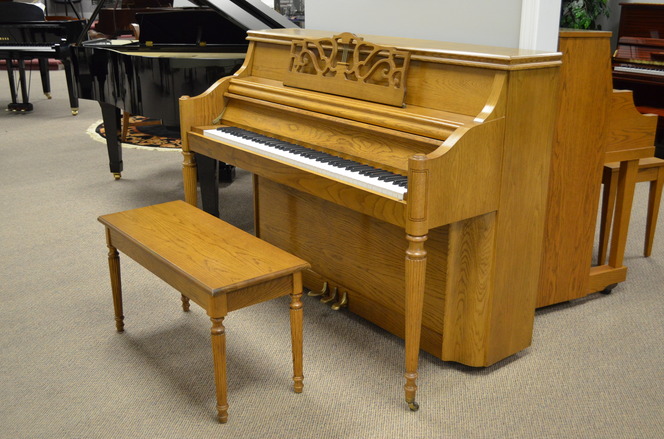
(284, 32), (410, 107)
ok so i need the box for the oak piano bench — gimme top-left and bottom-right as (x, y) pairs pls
(98, 200), (310, 423)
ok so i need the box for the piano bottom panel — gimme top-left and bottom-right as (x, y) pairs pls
(254, 177), (448, 350)
(255, 176), (510, 367)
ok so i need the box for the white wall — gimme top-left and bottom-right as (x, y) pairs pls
(305, 0), (562, 51)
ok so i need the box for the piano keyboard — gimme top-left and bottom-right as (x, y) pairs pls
(614, 65), (664, 78)
(203, 126), (408, 200)
(0, 45), (56, 52)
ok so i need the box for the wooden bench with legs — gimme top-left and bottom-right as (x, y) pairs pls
(599, 157), (664, 264)
(98, 200), (310, 423)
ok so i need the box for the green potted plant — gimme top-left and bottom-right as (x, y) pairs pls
(560, 0), (610, 29)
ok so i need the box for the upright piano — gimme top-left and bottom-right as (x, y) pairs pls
(537, 30), (657, 308)
(0, 2), (85, 113)
(612, 2), (664, 152)
(71, 0), (295, 179)
(179, 28), (562, 408)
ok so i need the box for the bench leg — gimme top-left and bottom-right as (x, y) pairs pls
(105, 230), (124, 332)
(290, 273), (304, 393)
(181, 294), (190, 312)
(645, 168), (663, 257)
(599, 168), (618, 265)
(210, 316), (228, 423)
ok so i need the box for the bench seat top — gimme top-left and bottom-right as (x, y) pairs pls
(98, 200), (310, 296)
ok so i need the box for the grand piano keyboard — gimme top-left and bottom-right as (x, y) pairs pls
(203, 126), (409, 200)
(0, 45), (58, 53)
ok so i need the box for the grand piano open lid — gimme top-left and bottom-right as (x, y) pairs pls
(77, 0), (296, 45)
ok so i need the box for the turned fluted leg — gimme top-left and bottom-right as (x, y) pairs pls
(404, 233), (427, 411)
(290, 273), (304, 393)
(105, 229), (124, 333)
(210, 316), (228, 423)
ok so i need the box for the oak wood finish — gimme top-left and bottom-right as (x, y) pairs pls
(179, 29), (561, 408)
(98, 200), (310, 423)
(537, 31), (658, 308)
(537, 31), (613, 308)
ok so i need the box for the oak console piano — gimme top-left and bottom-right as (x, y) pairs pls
(179, 29), (562, 409)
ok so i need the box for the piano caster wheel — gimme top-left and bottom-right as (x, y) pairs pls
(113, 173), (122, 180)
(45, 93), (52, 99)
(408, 402), (419, 411)
(600, 283), (618, 295)
(71, 108), (79, 116)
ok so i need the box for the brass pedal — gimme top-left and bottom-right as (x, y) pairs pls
(331, 290), (348, 310)
(308, 281), (328, 297)
(320, 286), (338, 303)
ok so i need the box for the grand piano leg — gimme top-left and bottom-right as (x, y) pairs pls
(38, 58), (51, 99)
(99, 102), (123, 179)
(62, 58), (79, 115)
(5, 57), (19, 107)
(197, 154), (220, 217)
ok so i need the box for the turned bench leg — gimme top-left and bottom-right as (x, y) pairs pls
(105, 229), (124, 333)
(290, 273), (304, 393)
(181, 295), (190, 312)
(210, 316), (229, 423)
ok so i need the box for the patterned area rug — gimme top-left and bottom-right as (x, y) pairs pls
(93, 115), (181, 150)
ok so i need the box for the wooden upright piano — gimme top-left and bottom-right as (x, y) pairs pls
(537, 30), (657, 309)
(179, 28), (561, 408)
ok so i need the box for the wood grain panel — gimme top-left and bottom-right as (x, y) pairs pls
(255, 177), (448, 336)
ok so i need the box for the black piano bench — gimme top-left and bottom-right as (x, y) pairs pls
(98, 200), (310, 423)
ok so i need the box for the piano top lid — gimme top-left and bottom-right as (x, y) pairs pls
(77, 0), (295, 45)
(189, 0), (296, 30)
(249, 28), (562, 70)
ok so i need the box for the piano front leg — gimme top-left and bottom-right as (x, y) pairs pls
(4, 57), (19, 108)
(404, 232), (427, 411)
(99, 102), (122, 179)
(38, 59), (51, 99)
(196, 153), (220, 217)
(61, 57), (79, 115)
(403, 154), (429, 411)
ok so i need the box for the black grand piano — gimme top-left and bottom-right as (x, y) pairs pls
(71, 0), (296, 179)
(0, 2), (85, 113)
